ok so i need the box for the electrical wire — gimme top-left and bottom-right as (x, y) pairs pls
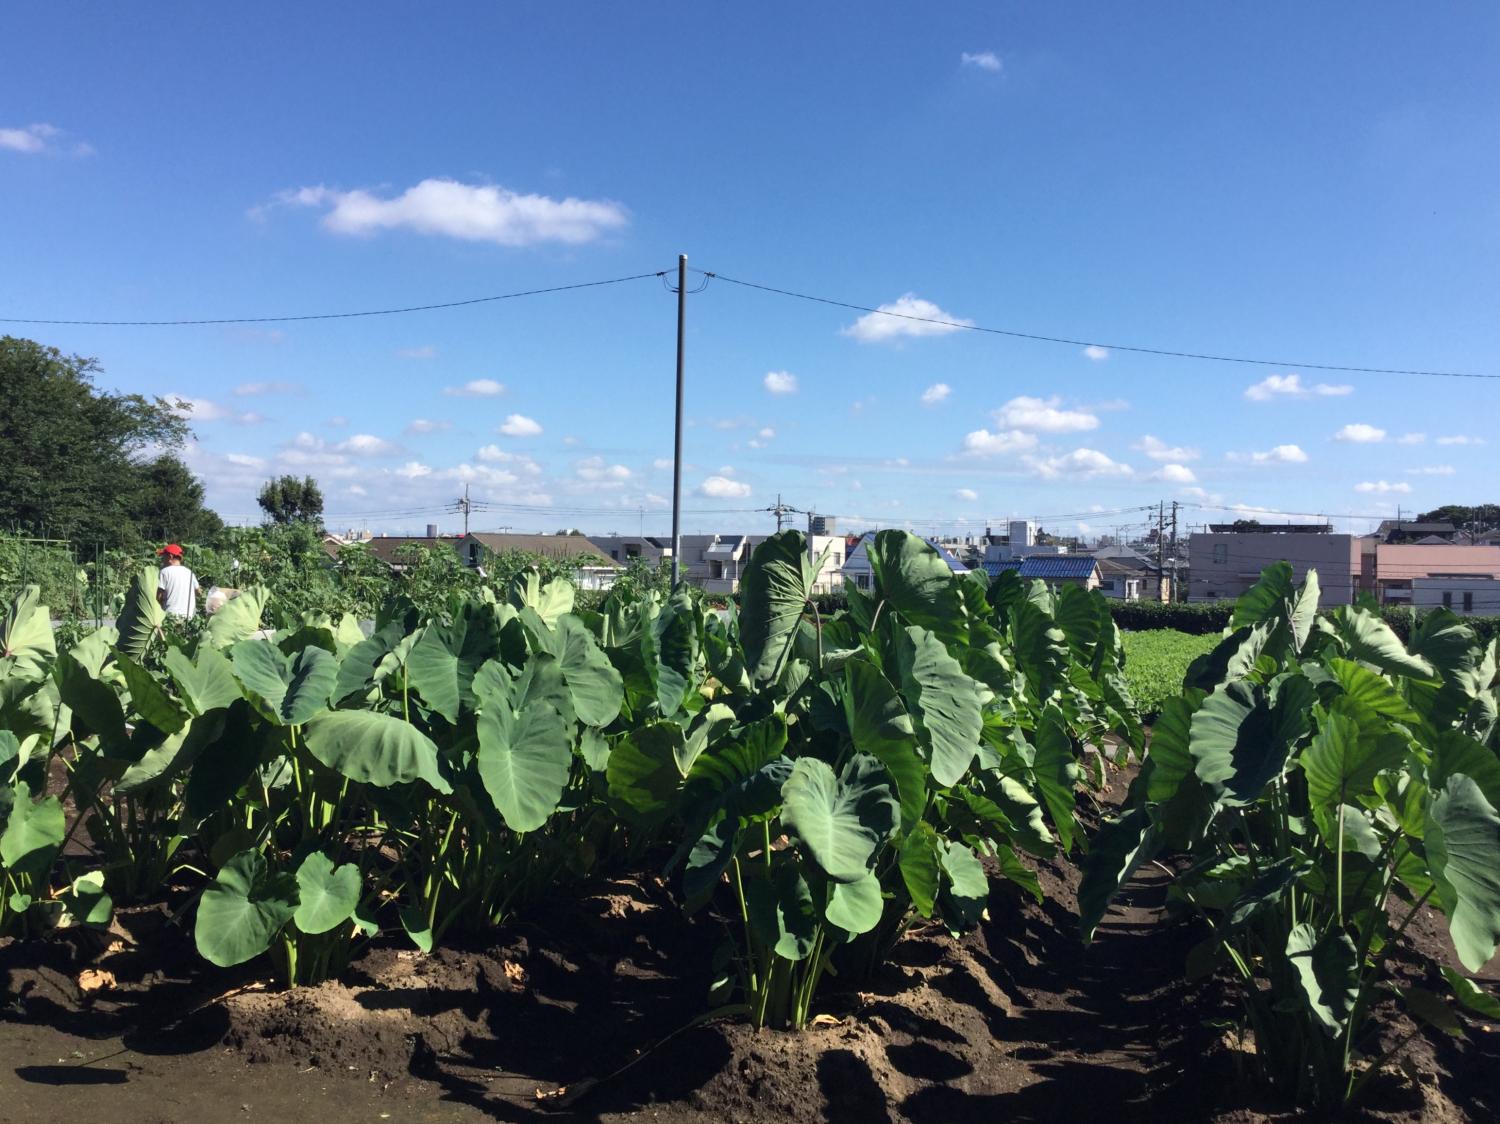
(696, 269), (1500, 381)
(0, 272), (668, 326)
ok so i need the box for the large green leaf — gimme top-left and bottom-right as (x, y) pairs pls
(739, 531), (813, 684)
(231, 639), (336, 726)
(194, 850), (296, 967)
(899, 821), (942, 918)
(1301, 705), (1407, 810)
(1426, 774), (1500, 972)
(183, 701), (264, 820)
(867, 530), (965, 647)
(116, 653), (189, 734)
(1232, 560), (1294, 630)
(1033, 708), (1082, 852)
(1287, 569), (1321, 655)
(554, 615), (624, 727)
(477, 699), (572, 831)
(607, 720), (686, 820)
(780, 754), (898, 883)
(204, 586), (269, 650)
(116, 709), (227, 794)
(163, 645), (243, 715)
(1079, 807), (1157, 940)
(507, 571), (575, 628)
(301, 710), (452, 793)
(1430, 731), (1500, 810)
(1190, 681), (1293, 807)
(0, 779), (64, 876)
(1326, 657), (1421, 725)
(293, 851), (360, 935)
(746, 865), (818, 962)
(896, 626), (984, 788)
(1145, 689), (1206, 801)
(1327, 606), (1436, 682)
(1052, 584), (1101, 661)
(53, 649), (127, 743)
(1010, 599), (1068, 701)
(405, 607), (502, 723)
(841, 657), (924, 828)
(114, 566), (167, 663)
(645, 592), (698, 717)
(825, 870), (884, 934)
(1286, 923), (1359, 1035)
(0, 587), (56, 680)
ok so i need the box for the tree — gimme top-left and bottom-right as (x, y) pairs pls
(1416, 504), (1500, 532)
(129, 454), (224, 543)
(257, 475), (325, 527)
(0, 336), (211, 543)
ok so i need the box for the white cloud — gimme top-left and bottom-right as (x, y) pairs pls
(0, 123), (87, 156)
(697, 475), (751, 499)
(167, 396), (262, 425)
(1436, 434), (1485, 446)
(275, 178), (629, 246)
(444, 378), (505, 397)
(920, 382), (951, 406)
(225, 453), (267, 470)
(575, 456), (631, 483)
(841, 294), (974, 343)
(1354, 480), (1412, 494)
(396, 345), (438, 360)
(954, 488), (979, 501)
(960, 50), (1002, 71)
(1134, 435), (1200, 462)
(992, 395), (1099, 434)
(1396, 432), (1426, 445)
(763, 370), (799, 395)
(652, 457), (675, 470)
(1153, 463), (1198, 484)
(347, 485), (367, 497)
(1028, 448), (1134, 480)
(327, 415), (348, 428)
(395, 461), (432, 479)
(758, 427), (776, 440)
(233, 380), (298, 396)
(1230, 444), (1310, 464)
(962, 428), (1038, 457)
(498, 414), (542, 437)
(1245, 373), (1355, 401)
(1334, 423), (1386, 443)
(337, 434), (398, 456)
(404, 418), (451, 435)
(1406, 465), (1455, 476)
(1082, 345), (1109, 361)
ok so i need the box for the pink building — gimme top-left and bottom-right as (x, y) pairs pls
(1373, 544), (1500, 616)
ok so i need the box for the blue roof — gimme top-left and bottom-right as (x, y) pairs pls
(1005, 556), (1099, 580)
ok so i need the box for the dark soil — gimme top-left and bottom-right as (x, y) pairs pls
(2, 777), (1492, 1123)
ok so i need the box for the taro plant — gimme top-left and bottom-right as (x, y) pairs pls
(1080, 563), (1500, 1110)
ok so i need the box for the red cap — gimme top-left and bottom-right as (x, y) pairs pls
(158, 544), (183, 557)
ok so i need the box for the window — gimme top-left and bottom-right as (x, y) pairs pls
(625, 543), (640, 558)
(1443, 592), (1453, 608)
(1464, 591), (1474, 613)
(1099, 579), (1116, 591)
(1213, 544), (1228, 565)
(857, 574), (871, 590)
(609, 549), (619, 560)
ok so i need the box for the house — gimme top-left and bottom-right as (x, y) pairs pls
(979, 519), (1066, 569)
(992, 554), (1102, 591)
(1095, 558), (1148, 601)
(1189, 529), (1359, 606)
(587, 535), (673, 566)
(461, 533), (621, 590)
(1371, 520), (1459, 544)
(843, 533), (967, 591)
(1370, 543), (1500, 613)
(335, 536), (464, 569)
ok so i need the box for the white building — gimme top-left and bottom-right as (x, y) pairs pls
(842, 532), (968, 591)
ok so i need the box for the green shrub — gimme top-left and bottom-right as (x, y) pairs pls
(1120, 629), (1218, 718)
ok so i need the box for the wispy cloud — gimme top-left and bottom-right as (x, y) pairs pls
(0, 123), (91, 156)
(960, 51), (1002, 72)
(232, 380), (299, 397)
(841, 294), (973, 343)
(1027, 448), (1133, 480)
(1245, 373), (1354, 401)
(1396, 433), (1426, 445)
(336, 434), (399, 456)
(920, 382), (951, 406)
(396, 345), (438, 360)
(1082, 345), (1109, 361)
(1405, 465), (1454, 476)
(954, 487), (979, 501)
(1134, 434), (1200, 462)
(1354, 480), (1412, 494)
(1229, 444), (1310, 464)
(268, 179), (629, 246)
(763, 370), (799, 395)
(1152, 463), (1198, 484)
(443, 378), (505, 397)
(403, 418), (452, 436)
(961, 428), (1038, 457)
(1436, 434), (1485, 446)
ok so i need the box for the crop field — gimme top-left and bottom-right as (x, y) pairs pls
(1120, 628), (1220, 718)
(1, 534), (1496, 1122)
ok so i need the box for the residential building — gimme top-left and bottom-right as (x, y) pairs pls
(1096, 558), (1148, 601)
(992, 554), (1102, 591)
(843, 533), (967, 591)
(1189, 529), (1359, 605)
(588, 535), (673, 566)
(1370, 544), (1500, 613)
(981, 519), (1066, 569)
(1371, 520), (1459, 544)
(462, 533), (621, 590)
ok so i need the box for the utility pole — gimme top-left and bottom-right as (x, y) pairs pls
(766, 493), (796, 532)
(670, 253), (687, 588)
(458, 484), (472, 536)
(1157, 502), (1166, 602)
(1168, 500), (1179, 602)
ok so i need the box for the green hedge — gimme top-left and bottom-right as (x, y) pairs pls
(1106, 598), (1500, 643)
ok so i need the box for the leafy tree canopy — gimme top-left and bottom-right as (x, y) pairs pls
(0, 336), (211, 544)
(257, 475), (325, 527)
(1416, 505), (1500, 532)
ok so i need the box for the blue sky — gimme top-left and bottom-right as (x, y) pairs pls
(3, 3), (1497, 540)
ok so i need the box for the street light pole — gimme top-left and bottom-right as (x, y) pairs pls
(670, 253), (687, 588)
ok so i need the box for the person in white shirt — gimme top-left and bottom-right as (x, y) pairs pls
(155, 544), (199, 617)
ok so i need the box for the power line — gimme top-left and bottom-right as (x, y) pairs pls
(697, 269), (1499, 381)
(0, 272), (667, 326)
